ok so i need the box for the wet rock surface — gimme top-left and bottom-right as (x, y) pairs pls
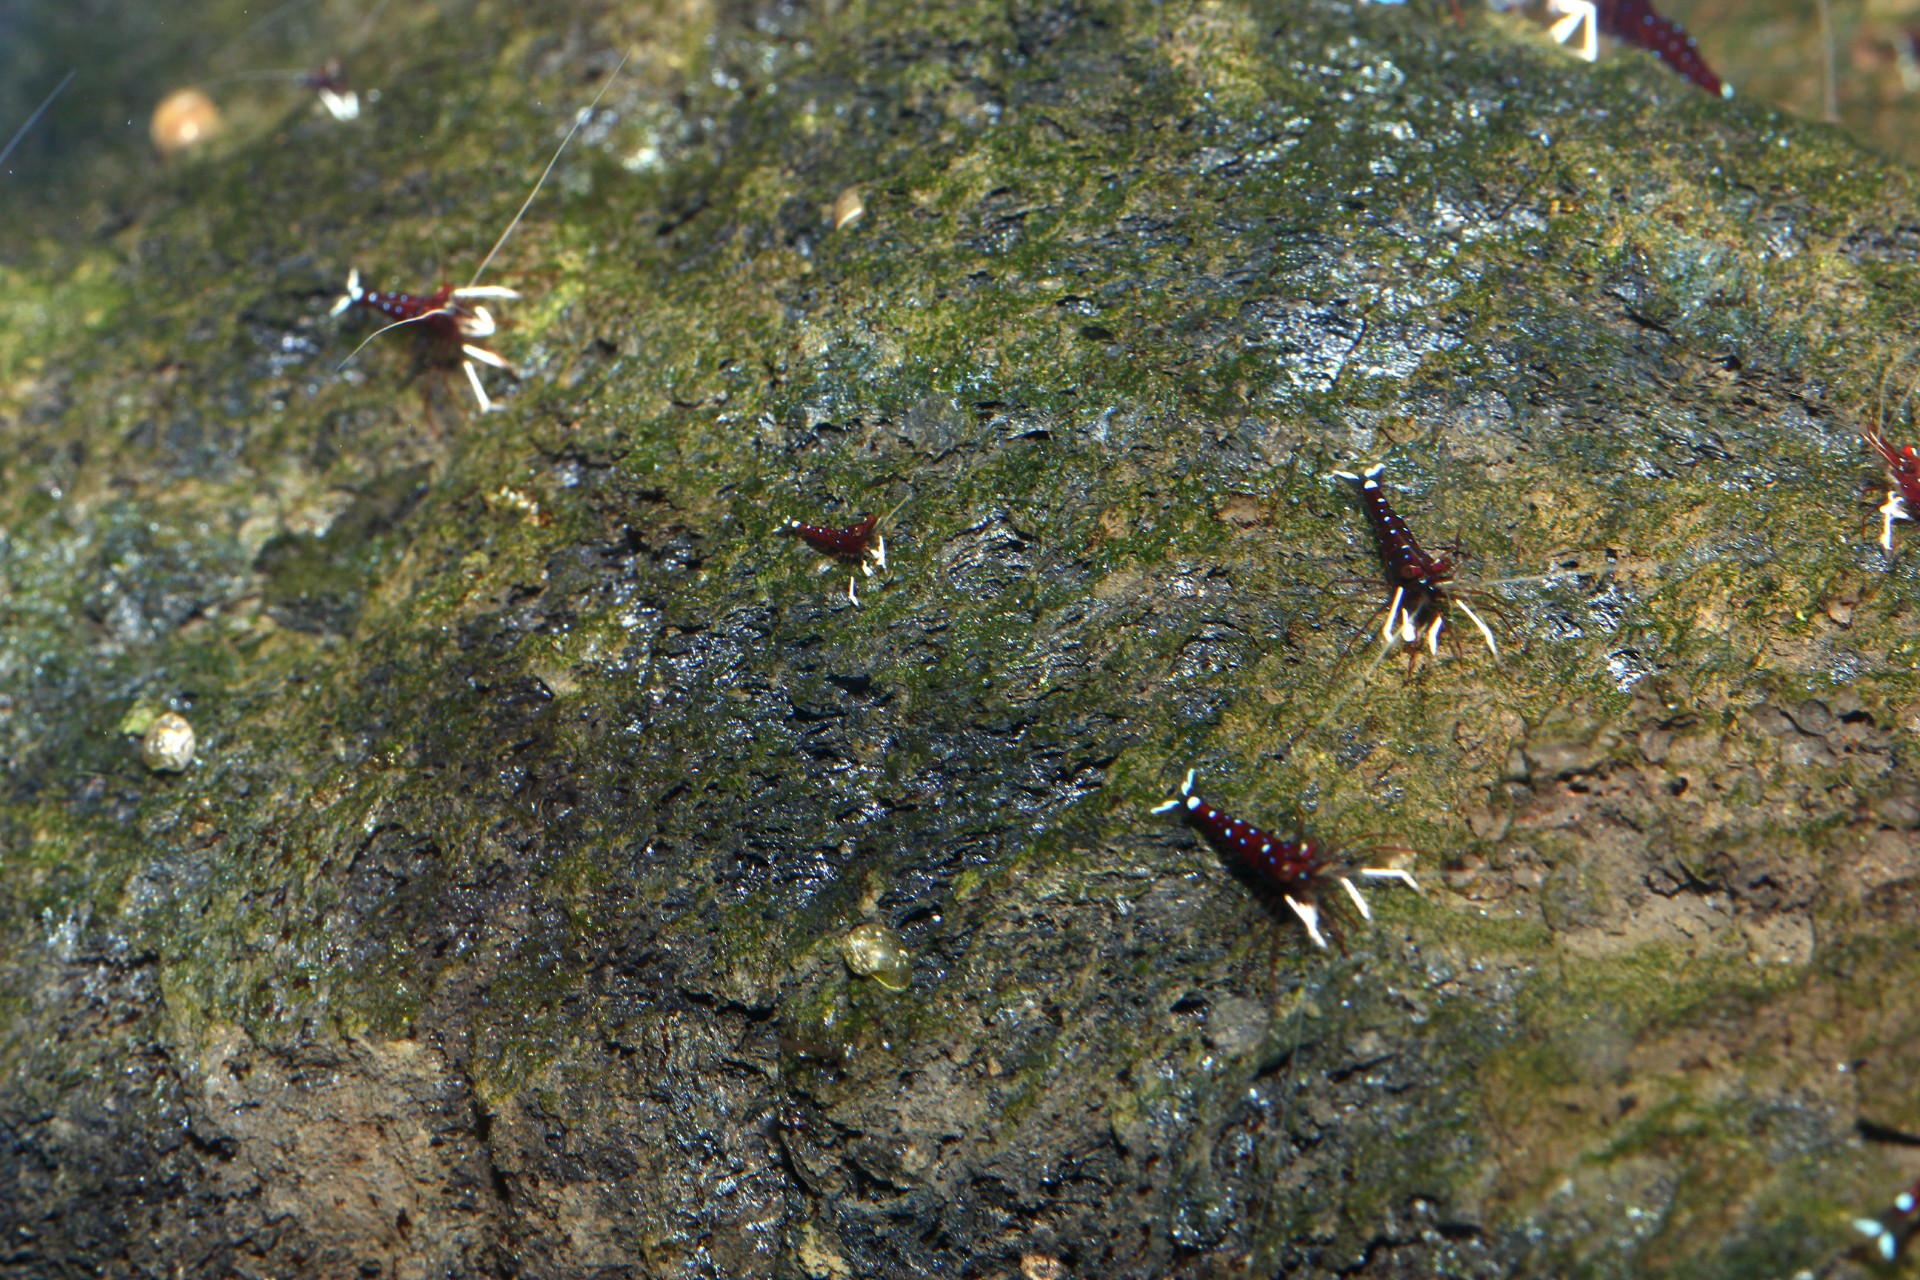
(2, 0), (1920, 1276)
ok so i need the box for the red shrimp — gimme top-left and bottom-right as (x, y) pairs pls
(331, 274), (518, 411)
(1548, 0), (1733, 99)
(331, 52), (629, 412)
(1333, 463), (1499, 660)
(1150, 770), (1419, 950)
(783, 513), (880, 560)
(298, 59), (359, 120)
(1867, 424), (1920, 552)
(779, 503), (904, 607)
(1854, 1174), (1920, 1263)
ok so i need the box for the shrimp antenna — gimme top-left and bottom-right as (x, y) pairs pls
(211, 0), (391, 70)
(466, 49), (632, 289)
(334, 308), (453, 372)
(201, 69), (315, 86)
(0, 70), (76, 172)
(1869, 348), (1920, 434)
(207, 0), (324, 67)
(345, 0), (394, 53)
(1313, 639), (1393, 729)
(1893, 357), (1920, 434)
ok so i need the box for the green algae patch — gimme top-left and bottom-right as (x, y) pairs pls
(0, 255), (126, 391)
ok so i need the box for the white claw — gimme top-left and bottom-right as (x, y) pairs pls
(318, 87), (360, 121)
(462, 361), (497, 413)
(1150, 769), (1197, 814)
(1882, 490), (1907, 553)
(1359, 867), (1423, 895)
(1339, 876), (1373, 920)
(1548, 0), (1598, 62)
(460, 342), (511, 371)
(460, 305), (499, 339)
(1425, 614), (1444, 656)
(1382, 585), (1406, 647)
(452, 286), (521, 301)
(1284, 895), (1330, 950)
(848, 576), (861, 606)
(330, 267), (362, 316)
(872, 533), (887, 571)
(1854, 1218), (1896, 1261)
(1455, 599), (1500, 660)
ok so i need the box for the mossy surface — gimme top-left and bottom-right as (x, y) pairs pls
(2, 0), (1919, 1275)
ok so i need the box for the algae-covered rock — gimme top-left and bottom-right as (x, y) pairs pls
(2, 0), (1919, 1275)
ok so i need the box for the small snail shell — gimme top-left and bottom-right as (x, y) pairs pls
(831, 185), (865, 231)
(140, 713), (196, 773)
(151, 88), (224, 158)
(840, 922), (910, 990)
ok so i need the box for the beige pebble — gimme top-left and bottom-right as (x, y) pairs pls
(141, 713), (196, 773)
(1022, 1254), (1066, 1280)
